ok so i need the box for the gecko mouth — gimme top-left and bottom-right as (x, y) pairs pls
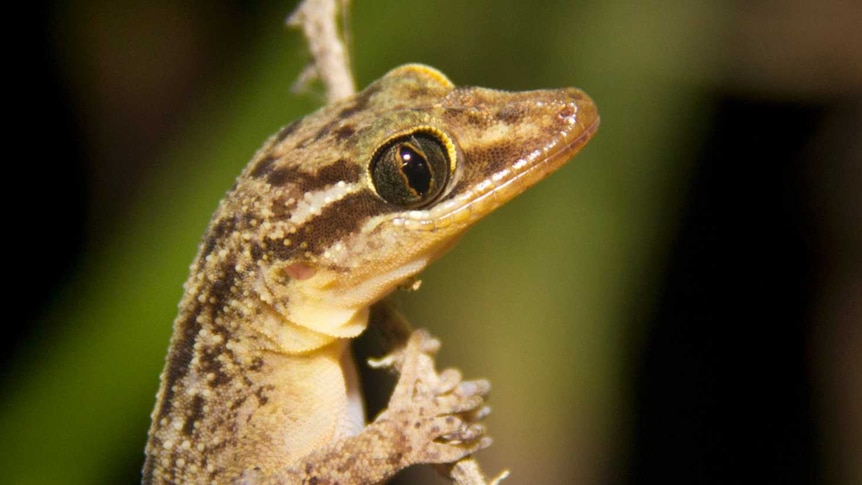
(394, 108), (600, 232)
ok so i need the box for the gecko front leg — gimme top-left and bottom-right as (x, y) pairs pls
(257, 330), (491, 484)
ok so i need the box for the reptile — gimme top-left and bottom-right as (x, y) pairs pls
(143, 64), (598, 484)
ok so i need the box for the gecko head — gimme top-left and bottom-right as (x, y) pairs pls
(231, 64), (598, 340)
(331, 65), (599, 285)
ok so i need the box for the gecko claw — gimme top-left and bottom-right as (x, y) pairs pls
(458, 378), (491, 397)
(371, 329), (493, 467)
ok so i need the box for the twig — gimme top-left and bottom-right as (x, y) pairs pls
(287, 0), (356, 102)
(448, 460), (510, 485)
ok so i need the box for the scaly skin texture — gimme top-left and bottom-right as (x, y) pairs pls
(143, 64), (598, 483)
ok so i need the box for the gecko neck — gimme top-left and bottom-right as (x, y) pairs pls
(253, 255), (431, 354)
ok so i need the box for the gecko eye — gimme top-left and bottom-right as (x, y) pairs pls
(370, 131), (453, 208)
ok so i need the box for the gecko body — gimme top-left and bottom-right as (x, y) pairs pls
(143, 64), (598, 483)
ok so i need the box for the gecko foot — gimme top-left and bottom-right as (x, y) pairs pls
(371, 329), (492, 466)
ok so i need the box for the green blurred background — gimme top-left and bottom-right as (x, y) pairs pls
(3, 1), (860, 483)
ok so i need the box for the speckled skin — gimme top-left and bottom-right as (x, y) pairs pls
(143, 65), (598, 484)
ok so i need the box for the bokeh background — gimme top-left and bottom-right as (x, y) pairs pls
(3, 1), (860, 483)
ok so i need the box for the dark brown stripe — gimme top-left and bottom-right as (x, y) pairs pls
(268, 159), (366, 195)
(332, 124), (356, 141)
(266, 166), (291, 186)
(182, 394), (205, 436)
(288, 191), (394, 259)
(154, 298), (202, 420)
(200, 215), (237, 259)
(250, 153), (278, 179)
(301, 158), (364, 192)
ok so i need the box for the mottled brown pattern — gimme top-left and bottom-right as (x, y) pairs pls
(144, 64), (598, 484)
(253, 153), (365, 194)
(200, 216), (237, 258)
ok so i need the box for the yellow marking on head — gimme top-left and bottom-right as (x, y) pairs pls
(386, 64), (455, 89)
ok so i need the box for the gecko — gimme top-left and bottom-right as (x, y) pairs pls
(142, 64), (598, 484)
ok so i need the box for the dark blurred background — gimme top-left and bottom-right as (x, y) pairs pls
(2, 1), (860, 483)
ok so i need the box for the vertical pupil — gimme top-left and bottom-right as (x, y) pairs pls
(398, 144), (432, 195)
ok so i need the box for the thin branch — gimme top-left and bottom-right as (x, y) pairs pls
(287, 0), (356, 102)
(448, 459), (510, 485)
